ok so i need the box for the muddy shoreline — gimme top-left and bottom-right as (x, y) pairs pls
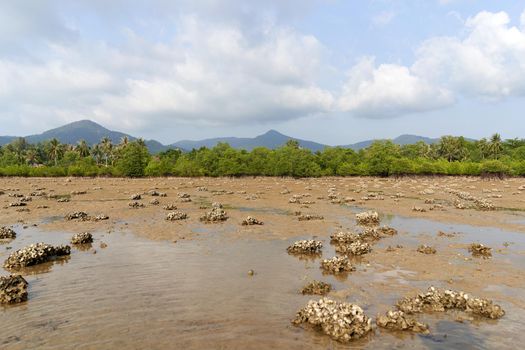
(1, 176), (524, 349)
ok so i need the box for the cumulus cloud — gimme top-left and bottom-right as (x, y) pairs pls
(1, 3), (525, 133)
(337, 57), (453, 118)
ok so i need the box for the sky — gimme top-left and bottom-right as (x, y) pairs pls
(0, 0), (524, 145)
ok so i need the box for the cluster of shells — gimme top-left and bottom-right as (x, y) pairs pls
(320, 256), (355, 274)
(334, 241), (371, 256)
(355, 211), (380, 226)
(71, 232), (93, 244)
(0, 226), (16, 239)
(200, 203), (228, 222)
(0, 274), (28, 304)
(300, 280), (332, 295)
(417, 245), (436, 254)
(396, 286), (505, 319)
(163, 204), (177, 211)
(4, 243), (71, 269)
(468, 243), (492, 258)
(448, 189), (495, 211)
(286, 240), (322, 254)
(292, 298), (372, 342)
(128, 201), (145, 208)
(376, 310), (429, 333)
(297, 213), (324, 221)
(65, 211), (89, 221)
(241, 216), (263, 226)
(166, 211), (188, 221)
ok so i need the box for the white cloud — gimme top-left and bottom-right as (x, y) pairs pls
(338, 57), (453, 118)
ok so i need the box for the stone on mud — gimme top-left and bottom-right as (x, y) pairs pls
(355, 211), (380, 226)
(128, 201), (145, 208)
(65, 211), (89, 221)
(335, 241), (371, 256)
(396, 286), (505, 319)
(241, 216), (263, 226)
(0, 226), (16, 239)
(166, 211), (188, 221)
(376, 310), (429, 333)
(200, 203), (228, 222)
(131, 193), (142, 200)
(163, 204), (177, 210)
(468, 243), (492, 258)
(301, 280), (332, 295)
(297, 214), (324, 221)
(4, 243), (71, 269)
(0, 275), (28, 304)
(330, 231), (360, 244)
(417, 245), (436, 254)
(320, 256), (355, 274)
(292, 298), (372, 342)
(71, 232), (93, 244)
(287, 240), (323, 254)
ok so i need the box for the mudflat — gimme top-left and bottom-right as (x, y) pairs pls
(0, 176), (524, 349)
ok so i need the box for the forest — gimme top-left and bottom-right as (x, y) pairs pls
(1, 134), (524, 177)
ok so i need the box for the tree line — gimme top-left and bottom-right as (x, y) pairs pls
(1, 134), (524, 177)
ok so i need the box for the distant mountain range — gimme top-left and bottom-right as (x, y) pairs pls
(0, 119), (443, 153)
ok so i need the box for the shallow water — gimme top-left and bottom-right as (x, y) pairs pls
(1, 212), (524, 349)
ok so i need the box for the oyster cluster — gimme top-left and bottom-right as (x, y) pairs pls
(128, 201), (145, 208)
(241, 216), (263, 226)
(150, 198), (160, 205)
(286, 240), (323, 254)
(376, 310), (429, 333)
(355, 211), (380, 226)
(292, 298), (372, 342)
(200, 203), (228, 222)
(163, 204), (177, 210)
(4, 243), (71, 269)
(335, 241), (371, 256)
(166, 211), (188, 221)
(131, 193), (142, 200)
(396, 286), (505, 319)
(417, 245), (436, 254)
(65, 211), (89, 221)
(297, 214), (324, 221)
(468, 243), (492, 258)
(71, 232), (93, 244)
(0, 226), (16, 239)
(320, 256), (355, 274)
(330, 231), (360, 244)
(0, 274), (28, 304)
(301, 280), (332, 295)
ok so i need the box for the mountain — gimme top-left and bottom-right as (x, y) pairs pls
(0, 120), (169, 154)
(171, 129), (328, 152)
(0, 119), (453, 154)
(345, 134), (439, 150)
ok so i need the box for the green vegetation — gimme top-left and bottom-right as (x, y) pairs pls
(1, 134), (524, 177)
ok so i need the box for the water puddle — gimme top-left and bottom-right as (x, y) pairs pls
(0, 211), (524, 349)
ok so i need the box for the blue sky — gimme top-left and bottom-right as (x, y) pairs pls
(0, 0), (524, 144)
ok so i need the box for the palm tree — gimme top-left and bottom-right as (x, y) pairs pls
(48, 138), (63, 166)
(136, 138), (146, 148)
(100, 137), (113, 167)
(477, 138), (489, 160)
(119, 136), (129, 148)
(487, 133), (503, 159)
(438, 136), (467, 162)
(75, 140), (91, 158)
(25, 149), (38, 165)
(91, 144), (103, 165)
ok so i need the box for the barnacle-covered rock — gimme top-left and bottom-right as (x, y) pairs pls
(330, 231), (360, 244)
(71, 232), (93, 244)
(163, 204), (177, 210)
(128, 201), (145, 208)
(148, 190), (160, 196)
(355, 211), (380, 226)
(297, 214), (324, 221)
(166, 211), (188, 221)
(335, 241), (371, 256)
(301, 280), (332, 295)
(9, 201), (27, 207)
(376, 226), (398, 236)
(4, 243), (71, 269)
(292, 298), (372, 342)
(0, 226), (16, 239)
(287, 240), (323, 254)
(65, 211), (89, 220)
(131, 193), (142, 200)
(0, 275), (28, 304)
(241, 216), (263, 226)
(417, 245), (436, 254)
(474, 198), (495, 211)
(376, 310), (429, 333)
(468, 243), (492, 258)
(92, 214), (109, 221)
(320, 256), (355, 274)
(200, 203), (228, 222)
(396, 286), (505, 319)
(150, 198), (160, 205)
